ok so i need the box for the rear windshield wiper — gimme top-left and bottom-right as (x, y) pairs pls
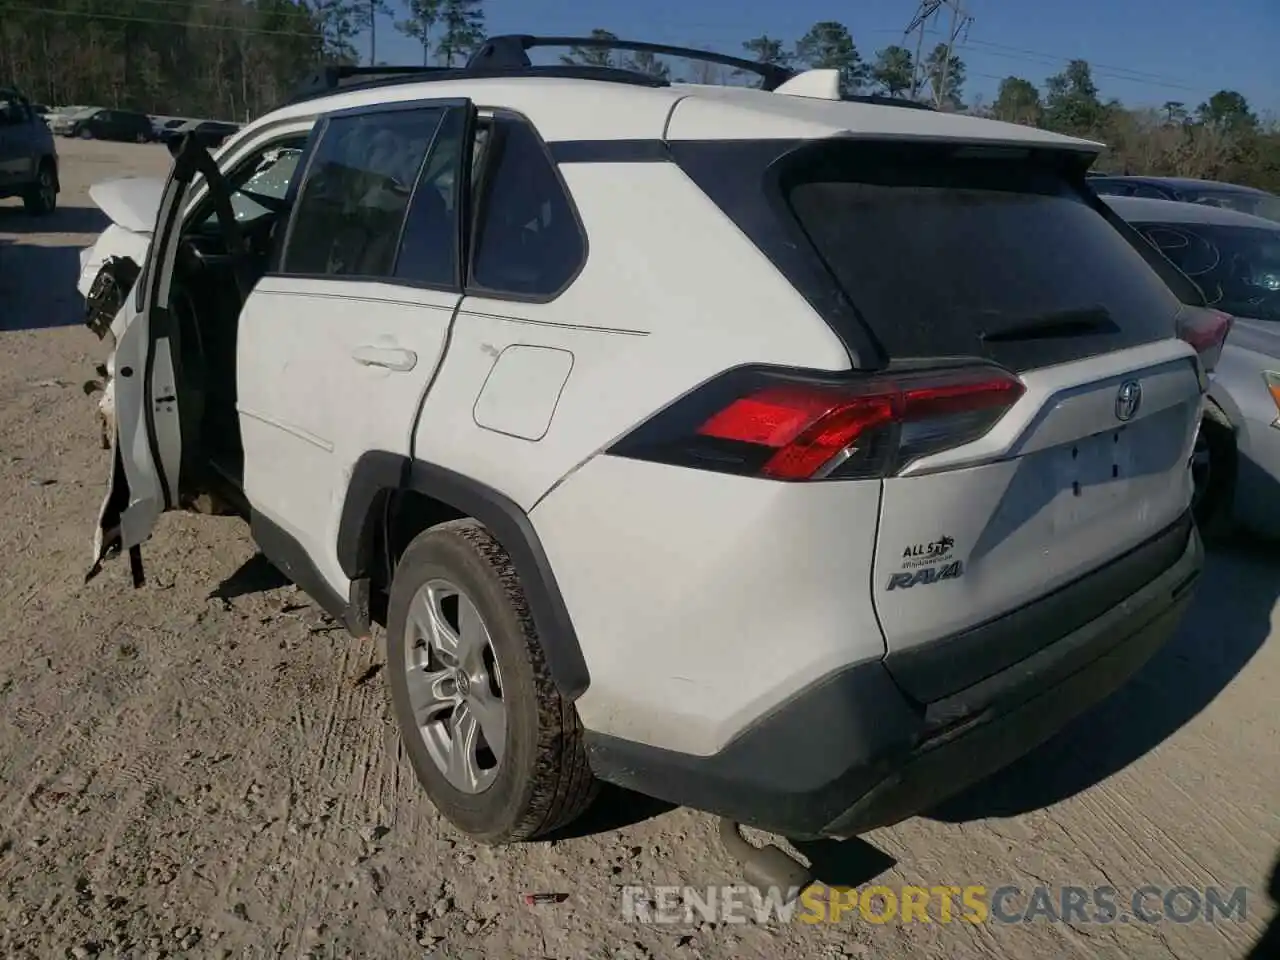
(978, 306), (1119, 342)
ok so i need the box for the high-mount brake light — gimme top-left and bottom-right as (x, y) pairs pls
(609, 366), (1025, 481)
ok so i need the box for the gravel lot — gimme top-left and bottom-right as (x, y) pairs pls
(1, 139), (1277, 960)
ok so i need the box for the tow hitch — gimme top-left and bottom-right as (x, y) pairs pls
(717, 819), (813, 900)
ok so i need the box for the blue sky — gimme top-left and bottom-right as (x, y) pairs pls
(366, 0), (1279, 115)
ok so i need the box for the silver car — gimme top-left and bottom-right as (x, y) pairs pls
(1106, 195), (1280, 539)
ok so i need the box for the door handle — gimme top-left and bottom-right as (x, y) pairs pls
(351, 345), (418, 372)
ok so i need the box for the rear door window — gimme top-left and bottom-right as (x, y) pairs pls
(281, 105), (447, 279)
(780, 142), (1184, 371)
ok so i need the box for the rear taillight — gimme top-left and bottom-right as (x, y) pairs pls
(1176, 308), (1232, 365)
(609, 365), (1025, 481)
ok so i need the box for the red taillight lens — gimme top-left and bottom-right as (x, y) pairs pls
(609, 365), (1025, 481)
(1176, 308), (1232, 356)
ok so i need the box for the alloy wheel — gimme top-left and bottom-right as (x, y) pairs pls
(403, 579), (506, 794)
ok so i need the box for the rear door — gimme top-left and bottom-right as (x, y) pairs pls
(86, 137), (207, 583)
(236, 98), (473, 595)
(782, 141), (1204, 701)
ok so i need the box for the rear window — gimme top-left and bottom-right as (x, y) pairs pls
(779, 142), (1185, 370)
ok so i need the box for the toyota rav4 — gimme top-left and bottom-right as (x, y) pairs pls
(77, 36), (1208, 852)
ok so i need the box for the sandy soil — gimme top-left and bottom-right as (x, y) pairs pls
(0, 138), (1277, 960)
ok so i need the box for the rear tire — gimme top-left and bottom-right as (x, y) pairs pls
(386, 518), (597, 843)
(1192, 402), (1236, 541)
(22, 161), (56, 215)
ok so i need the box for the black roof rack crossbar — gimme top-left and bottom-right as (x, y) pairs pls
(283, 36), (940, 109)
(467, 34), (798, 91)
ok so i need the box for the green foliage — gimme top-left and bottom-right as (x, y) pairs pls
(623, 50), (670, 81)
(1, 4), (1274, 198)
(395, 0), (440, 66)
(560, 29), (621, 68)
(924, 42), (965, 109)
(992, 76), (1041, 125)
(794, 21), (867, 96)
(0, 0), (326, 120)
(870, 45), (914, 97)
(436, 0), (484, 67)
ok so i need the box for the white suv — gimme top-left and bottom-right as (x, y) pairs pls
(79, 36), (1207, 859)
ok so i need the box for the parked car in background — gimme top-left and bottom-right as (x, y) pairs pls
(1106, 195), (1280, 539)
(1091, 175), (1280, 223)
(0, 85), (59, 213)
(151, 117), (187, 140)
(160, 118), (239, 149)
(52, 107), (153, 142)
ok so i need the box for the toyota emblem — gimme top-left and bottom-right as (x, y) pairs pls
(1115, 380), (1142, 421)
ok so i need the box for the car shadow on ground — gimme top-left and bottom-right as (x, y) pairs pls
(929, 538), (1276, 823)
(1246, 849), (1280, 959)
(0, 202), (108, 234)
(209, 553), (292, 602)
(0, 222), (96, 332)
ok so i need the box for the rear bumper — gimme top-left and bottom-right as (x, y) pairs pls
(585, 513), (1202, 839)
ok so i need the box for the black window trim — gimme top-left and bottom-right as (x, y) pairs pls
(461, 106), (590, 306)
(390, 102), (474, 290)
(271, 95), (471, 294)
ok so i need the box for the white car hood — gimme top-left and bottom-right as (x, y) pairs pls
(78, 176), (163, 302)
(87, 176), (165, 235)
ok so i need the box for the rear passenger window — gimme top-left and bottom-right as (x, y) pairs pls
(283, 106), (447, 279)
(469, 114), (584, 299)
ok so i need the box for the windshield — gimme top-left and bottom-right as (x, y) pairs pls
(1135, 220), (1280, 321)
(201, 148), (303, 226)
(1178, 187), (1280, 223)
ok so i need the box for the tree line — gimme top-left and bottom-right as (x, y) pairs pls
(1, 4), (1274, 192)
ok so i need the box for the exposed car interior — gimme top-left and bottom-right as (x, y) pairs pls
(170, 134), (311, 498)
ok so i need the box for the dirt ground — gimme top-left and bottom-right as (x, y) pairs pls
(0, 138), (1277, 960)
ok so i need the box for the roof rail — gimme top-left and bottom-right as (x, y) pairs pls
(467, 34), (796, 91)
(284, 60), (669, 106)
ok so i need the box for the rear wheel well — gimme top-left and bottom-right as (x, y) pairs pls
(371, 488), (468, 597)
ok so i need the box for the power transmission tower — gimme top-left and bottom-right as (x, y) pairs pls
(903, 0), (973, 106)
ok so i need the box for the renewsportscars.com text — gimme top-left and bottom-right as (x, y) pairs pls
(620, 883), (1250, 926)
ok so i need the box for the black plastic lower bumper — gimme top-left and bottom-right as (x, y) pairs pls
(584, 514), (1202, 839)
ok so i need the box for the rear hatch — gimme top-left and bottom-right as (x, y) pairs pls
(784, 140), (1203, 703)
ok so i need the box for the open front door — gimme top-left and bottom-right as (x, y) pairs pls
(86, 136), (213, 585)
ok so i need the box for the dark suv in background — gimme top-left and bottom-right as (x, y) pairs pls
(52, 107), (153, 143)
(0, 86), (58, 214)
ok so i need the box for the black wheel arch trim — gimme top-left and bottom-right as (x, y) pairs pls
(338, 450), (590, 701)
